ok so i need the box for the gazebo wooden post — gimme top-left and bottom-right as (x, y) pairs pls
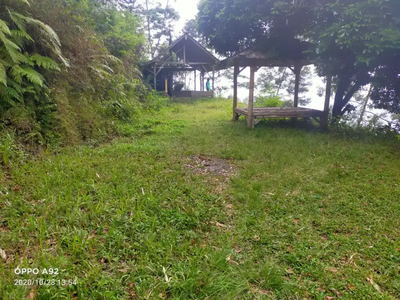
(248, 65), (256, 129)
(233, 64), (239, 121)
(321, 73), (332, 130)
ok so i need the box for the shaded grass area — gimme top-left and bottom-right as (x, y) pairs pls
(1, 98), (400, 299)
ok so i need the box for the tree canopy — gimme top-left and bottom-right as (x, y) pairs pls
(197, 0), (400, 119)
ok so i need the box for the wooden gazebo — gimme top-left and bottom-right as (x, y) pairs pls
(142, 34), (220, 98)
(216, 49), (332, 129)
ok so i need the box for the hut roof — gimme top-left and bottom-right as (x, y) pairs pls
(142, 33), (219, 72)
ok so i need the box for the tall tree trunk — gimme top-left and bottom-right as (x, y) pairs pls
(275, 68), (286, 97)
(332, 77), (348, 119)
(145, 0), (152, 59)
(331, 73), (361, 119)
(154, 0), (171, 54)
(357, 85), (373, 128)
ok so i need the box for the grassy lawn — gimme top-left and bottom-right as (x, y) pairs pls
(1, 98), (400, 299)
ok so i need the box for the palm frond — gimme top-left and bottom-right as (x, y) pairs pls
(16, 0), (31, 6)
(7, 78), (24, 94)
(91, 54), (122, 65)
(0, 88), (18, 107)
(7, 9), (27, 32)
(11, 29), (34, 42)
(8, 10), (70, 68)
(99, 64), (114, 74)
(0, 61), (7, 85)
(41, 40), (70, 68)
(89, 65), (112, 80)
(20, 66), (44, 86)
(2, 85), (22, 101)
(10, 65), (24, 84)
(17, 14), (61, 46)
(0, 31), (22, 63)
(31, 54), (60, 71)
(0, 19), (11, 35)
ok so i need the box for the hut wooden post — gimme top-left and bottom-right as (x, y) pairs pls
(212, 71), (215, 97)
(248, 65), (256, 129)
(194, 70), (196, 91)
(201, 72), (205, 91)
(321, 73), (332, 130)
(153, 64), (157, 90)
(233, 64), (239, 121)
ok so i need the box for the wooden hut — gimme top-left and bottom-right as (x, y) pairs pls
(142, 34), (220, 98)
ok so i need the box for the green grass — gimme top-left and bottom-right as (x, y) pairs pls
(1, 98), (400, 299)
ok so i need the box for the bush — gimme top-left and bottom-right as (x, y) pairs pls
(0, 0), (171, 169)
(0, 0), (150, 146)
(143, 90), (169, 111)
(254, 95), (284, 107)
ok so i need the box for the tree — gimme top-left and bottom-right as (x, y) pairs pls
(118, 0), (140, 11)
(182, 19), (207, 46)
(308, 0), (400, 118)
(370, 51), (400, 114)
(256, 66), (312, 107)
(141, 0), (180, 59)
(197, 0), (313, 57)
(197, 0), (400, 120)
(90, 0), (180, 59)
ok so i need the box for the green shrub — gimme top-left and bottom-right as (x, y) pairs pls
(0, 0), (67, 103)
(0, 0), (168, 160)
(143, 90), (169, 111)
(254, 94), (284, 107)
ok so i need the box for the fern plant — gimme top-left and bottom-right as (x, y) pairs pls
(0, 0), (68, 108)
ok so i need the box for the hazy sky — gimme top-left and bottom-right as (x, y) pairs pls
(158, 0), (327, 110)
(173, 0), (199, 33)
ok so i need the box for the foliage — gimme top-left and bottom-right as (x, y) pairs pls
(254, 94), (284, 108)
(256, 66), (312, 107)
(76, 0), (145, 60)
(197, 0), (400, 120)
(182, 18), (207, 46)
(142, 90), (169, 111)
(198, 0), (267, 56)
(140, 0), (180, 59)
(370, 51), (400, 114)
(0, 0), (164, 148)
(307, 0), (400, 118)
(0, 0), (71, 147)
(0, 0), (65, 108)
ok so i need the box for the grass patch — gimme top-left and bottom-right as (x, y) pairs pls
(1, 99), (400, 299)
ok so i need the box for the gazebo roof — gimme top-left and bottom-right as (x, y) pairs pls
(215, 49), (313, 70)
